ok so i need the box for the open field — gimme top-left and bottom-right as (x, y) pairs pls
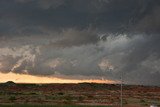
(0, 105), (111, 107)
(0, 82), (160, 107)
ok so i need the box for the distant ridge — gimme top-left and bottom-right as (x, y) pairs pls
(4, 81), (16, 86)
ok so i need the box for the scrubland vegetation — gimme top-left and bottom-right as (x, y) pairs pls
(0, 82), (160, 107)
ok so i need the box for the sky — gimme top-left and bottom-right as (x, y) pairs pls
(0, 0), (160, 85)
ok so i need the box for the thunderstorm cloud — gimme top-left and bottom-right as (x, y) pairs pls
(0, 0), (160, 85)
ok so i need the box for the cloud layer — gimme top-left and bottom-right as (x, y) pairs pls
(0, 0), (160, 85)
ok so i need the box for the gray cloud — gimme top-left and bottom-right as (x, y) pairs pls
(1, 0), (160, 36)
(48, 28), (99, 47)
(0, 0), (160, 85)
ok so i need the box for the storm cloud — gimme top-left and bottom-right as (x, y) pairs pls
(0, 0), (160, 85)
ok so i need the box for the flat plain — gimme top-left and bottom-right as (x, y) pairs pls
(0, 82), (160, 107)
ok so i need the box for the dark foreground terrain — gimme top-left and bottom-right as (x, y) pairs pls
(0, 82), (160, 107)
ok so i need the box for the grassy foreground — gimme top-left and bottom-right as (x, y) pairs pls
(0, 105), (111, 107)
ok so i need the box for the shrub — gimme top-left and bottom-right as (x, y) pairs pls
(57, 92), (64, 95)
(9, 96), (16, 102)
(140, 99), (145, 103)
(78, 96), (85, 102)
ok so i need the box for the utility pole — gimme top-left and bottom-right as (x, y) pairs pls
(120, 71), (123, 107)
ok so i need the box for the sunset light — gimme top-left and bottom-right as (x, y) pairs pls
(0, 72), (115, 84)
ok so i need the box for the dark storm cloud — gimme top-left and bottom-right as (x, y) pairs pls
(49, 28), (99, 47)
(0, 0), (160, 85)
(1, 0), (160, 36)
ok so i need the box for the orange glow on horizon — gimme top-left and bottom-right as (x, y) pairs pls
(0, 72), (116, 84)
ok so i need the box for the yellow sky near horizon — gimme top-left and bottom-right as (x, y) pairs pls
(0, 72), (116, 84)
